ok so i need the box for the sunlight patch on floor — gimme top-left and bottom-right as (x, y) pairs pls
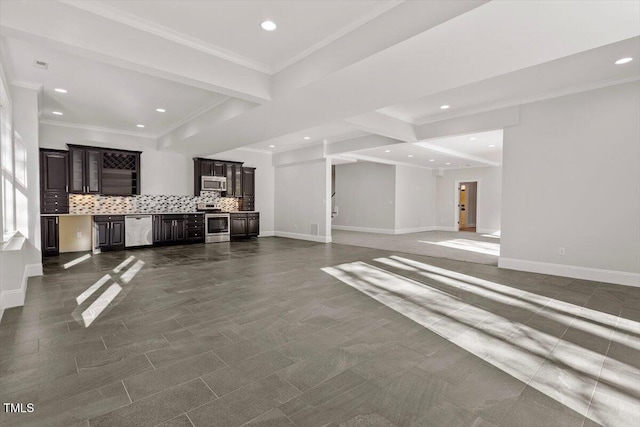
(322, 259), (640, 426)
(419, 239), (500, 256)
(63, 253), (92, 269)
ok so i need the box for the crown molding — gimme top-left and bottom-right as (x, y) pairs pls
(156, 96), (232, 138)
(59, 0), (272, 74)
(11, 80), (43, 91)
(40, 119), (154, 139)
(271, 0), (404, 74)
(414, 76), (640, 126)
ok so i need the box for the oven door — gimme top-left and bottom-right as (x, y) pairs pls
(205, 214), (230, 242)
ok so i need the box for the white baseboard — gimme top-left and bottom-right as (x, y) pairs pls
(274, 231), (331, 243)
(0, 263), (42, 312)
(332, 225), (397, 234)
(498, 257), (640, 287)
(26, 263), (43, 277)
(477, 228), (501, 235)
(259, 231), (275, 237)
(435, 226), (458, 232)
(394, 226), (436, 235)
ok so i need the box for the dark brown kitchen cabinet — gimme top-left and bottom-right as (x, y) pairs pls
(68, 145), (101, 194)
(224, 162), (243, 197)
(185, 214), (205, 242)
(230, 212), (259, 239)
(94, 215), (125, 251)
(152, 215), (162, 244)
(241, 167), (255, 211)
(101, 149), (141, 196)
(41, 216), (59, 257)
(40, 149), (69, 214)
(159, 214), (187, 244)
(153, 214), (203, 245)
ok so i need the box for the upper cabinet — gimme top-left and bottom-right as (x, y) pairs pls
(68, 145), (140, 196)
(241, 167), (255, 211)
(225, 162), (243, 197)
(40, 149), (69, 214)
(69, 145), (101, 194)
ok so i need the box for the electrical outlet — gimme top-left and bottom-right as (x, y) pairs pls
(559, 247), (566, 256)
(77, 232), (82, 239)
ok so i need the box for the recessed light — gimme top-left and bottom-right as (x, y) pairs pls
(488, 144), (496, 147)
(136, 124), (145, 128)
(384, 150), (391, 153)
(54, 88), (67, 93)
(52, 111), (63, 115)
(304, 136), (311, 140)
(469, 137), (477, 141)
(615, 57), (633, 65)
(440, 105), (450, 110)
(261, 20), (277, 31)
(269, 145), (276, 148)
(156, 108), (166, 113)
(445, 162), (451, 165)
(429, 159), (435, 162)
(408, 154), (414, 158)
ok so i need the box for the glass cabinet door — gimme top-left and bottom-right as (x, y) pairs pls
(70, 147), (85, 193)
(86, 150), (101, 193)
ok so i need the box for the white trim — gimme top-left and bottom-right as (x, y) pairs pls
(60, 0), (272, 74)
(26, 263), (43, 277)
(11, 81), (43, 91)
(157, 96), (232, 137)
(498, 257), (640, 288)
(394, 226), (437, 234)
(39, 120), (153, 139)
(414, 76), (640, 126)
(271, 0), (404, 73)
(332, 225), (395, 235)
(234, 147), (273, 155)
(476, 228), (500, 235)
(258, 231), (275, 237)
(274, 231), (331, 243)
(344, 153), (433, 170)
(435, 226), (458, 232)
(413, 141), (500, 167)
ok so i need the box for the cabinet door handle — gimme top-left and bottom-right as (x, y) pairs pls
(55, 217), (58, 225)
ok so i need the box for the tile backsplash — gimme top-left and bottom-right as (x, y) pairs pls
(69, 193), (239, 214)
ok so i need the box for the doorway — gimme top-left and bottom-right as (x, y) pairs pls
(457, 181), (477, 232)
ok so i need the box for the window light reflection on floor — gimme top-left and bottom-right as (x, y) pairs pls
(321, 258), (640, 426)
(419, 239), (500, 256)
(63, 253), (92, 269)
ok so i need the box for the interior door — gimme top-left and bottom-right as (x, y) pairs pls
(459, 184), (468, 229)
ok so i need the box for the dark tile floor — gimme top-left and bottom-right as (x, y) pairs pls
(0, 238), (638, 426)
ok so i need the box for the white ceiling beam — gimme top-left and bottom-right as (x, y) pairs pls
(166, 0), (639, 155)
(325, 134), (402, 156)
(415, 106), (520, 141)
(344, 112), (417, 142)
(413, 142), (499, 167)
(0, 2), (271, 103)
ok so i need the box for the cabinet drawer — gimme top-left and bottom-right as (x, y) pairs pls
(43, 199), (69, 208)
(185, 214), (204, 220)
(247, 213), (259, 219)
(42, 205), (69, 214)
(94, 215), (124, 222)
(186, 223), (204, 230)
(161, 214), (186, 220)
(187, 229), (204, 239)
(43, 192), (68, 200)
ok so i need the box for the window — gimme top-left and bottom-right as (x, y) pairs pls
(0, 75), (17, 241)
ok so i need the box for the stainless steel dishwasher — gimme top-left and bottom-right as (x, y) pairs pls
(125, 215), (153, 247)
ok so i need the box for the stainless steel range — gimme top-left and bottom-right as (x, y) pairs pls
(196, 203), (230, 243)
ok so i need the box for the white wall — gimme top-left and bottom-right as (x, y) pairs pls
(275, 159), (331, 242)
(212, 148), (274, 236)
(395, 165), (436, 233)
(500, 81), (640, 286)
(436, 166), (502, 234)
(1, 85), (42, 313)
(333, 162), (396, 233)
(39, 124), (193, 196)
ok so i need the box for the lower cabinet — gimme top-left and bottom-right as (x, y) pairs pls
(154, 214), (204, 245)
(230, 212), (259, 239)
(41, 216), (60, 257)
(94, 215), (125, 251)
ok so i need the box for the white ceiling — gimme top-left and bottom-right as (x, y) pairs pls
(1, 0), (638, 161)
(68, 0), (400, 73)
(346, 130), (503, 170)
(3, 36), (228, 136)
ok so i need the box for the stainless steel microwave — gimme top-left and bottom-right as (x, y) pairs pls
(201, 176), (227, 192)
